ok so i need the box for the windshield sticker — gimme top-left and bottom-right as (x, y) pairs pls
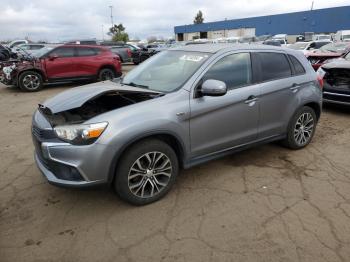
(180, 55), (207, 62)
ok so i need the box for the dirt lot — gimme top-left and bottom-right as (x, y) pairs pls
(1, 65), (350, 262)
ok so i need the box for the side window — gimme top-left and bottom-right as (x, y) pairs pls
(32, 45), (44, 50)
(77, 47), (97, 56)
(51, 47), (75, 58)
(257, 52), (292, 81)
(289, 55), (306, 75)
(202, 53), (252, 90)
(308, 42), (316, 49)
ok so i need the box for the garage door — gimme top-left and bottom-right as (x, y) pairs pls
(227, 29), (240, 37)
(242, 28), (256, 37)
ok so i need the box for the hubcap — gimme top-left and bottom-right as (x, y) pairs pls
(23, 75), (40, 90)
(294, 112), (314, 146)
(128, 151), (172, 198)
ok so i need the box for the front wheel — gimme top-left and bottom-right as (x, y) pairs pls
(283, 106), (317, 149)
(18, 71), (43, 92)
(114, 139), (179, 205)
(98, 68), (115, 81)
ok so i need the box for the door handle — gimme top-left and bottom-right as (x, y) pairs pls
(290, 83), (301, 93)
(244, 95), (258, 105)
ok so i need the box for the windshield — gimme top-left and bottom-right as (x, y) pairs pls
(289, 42), (309, 50)
(34, 46), (56, 58)
(122, 50), (211, 93)
(343, 35), (350, 40)
(345, 52), (350, 61)
(320, 42), (348, 53)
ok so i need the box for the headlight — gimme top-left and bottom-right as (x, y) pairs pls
(54, 122), (108, 145)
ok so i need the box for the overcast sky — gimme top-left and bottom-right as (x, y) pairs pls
(0, 0), (349, 42)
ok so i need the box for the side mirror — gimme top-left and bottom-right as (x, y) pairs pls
(48, 54), (58, 60)
(200, 79), (227, 97)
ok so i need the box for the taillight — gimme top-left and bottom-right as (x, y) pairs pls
(127, 48), (131, 57)
(316, 67), (326, 89)
(317, 75), (324, 89)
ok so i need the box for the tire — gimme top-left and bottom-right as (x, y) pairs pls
(18, 71), (43, 92)
(114, 139), (179, 205)
(140, 55), (148, 63)
(283, 106), (317, 150)
(133, 61), (139, 65)
(98, 68), (115, 81)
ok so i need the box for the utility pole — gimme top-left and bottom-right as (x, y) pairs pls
(109, 5), (114, 28)
(101, 25), (104, 41)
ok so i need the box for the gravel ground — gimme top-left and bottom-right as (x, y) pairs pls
(1, 65), (350, 262)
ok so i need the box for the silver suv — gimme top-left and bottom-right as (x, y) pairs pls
(32, 44), (322, 205)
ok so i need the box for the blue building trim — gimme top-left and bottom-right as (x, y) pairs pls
(174, 6), (350, 35)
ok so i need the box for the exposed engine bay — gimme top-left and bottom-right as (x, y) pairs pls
(40, 90), (162, 126)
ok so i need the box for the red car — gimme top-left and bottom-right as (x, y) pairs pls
(0, 45), (122, 92)
(305, 42), (350, 70)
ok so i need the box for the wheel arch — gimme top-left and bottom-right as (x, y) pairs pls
(303, 101), (321, 121)
(17, 68), (46, 85)
(98, 64), (117, 75)
(107, 131), (186, 184)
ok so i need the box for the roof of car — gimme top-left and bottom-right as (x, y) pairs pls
(61, 44), (109, 50)
(171, 43), (288, 53)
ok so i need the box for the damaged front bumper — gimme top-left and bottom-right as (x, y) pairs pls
(32, 110), (115, 188)
(0, 63), (16, 85)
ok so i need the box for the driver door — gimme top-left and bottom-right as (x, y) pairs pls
(43, 46), (76, 79)
(189, 52), (260, 157)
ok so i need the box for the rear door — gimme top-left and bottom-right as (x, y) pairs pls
(74, 47), (100, 77)
(44, 46), (76, 79)
(253, 51), (301, 138)
(189, 52), (260, 157)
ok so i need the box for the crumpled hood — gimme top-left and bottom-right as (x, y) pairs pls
(322, 60), (350, 70)
(41, 80), (161, 114)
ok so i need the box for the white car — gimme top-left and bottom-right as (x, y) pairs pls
(287, 41), (332, 54)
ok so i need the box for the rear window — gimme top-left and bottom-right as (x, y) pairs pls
(289, 55), (306, 75)
(257, 52), (292, 81)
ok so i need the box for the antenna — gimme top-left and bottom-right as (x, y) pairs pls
(310, 0), (314, 11)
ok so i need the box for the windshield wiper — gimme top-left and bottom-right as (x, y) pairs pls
(123, 82), (149, 89)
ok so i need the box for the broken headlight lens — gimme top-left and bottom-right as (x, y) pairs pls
(54, 122), (108, 145)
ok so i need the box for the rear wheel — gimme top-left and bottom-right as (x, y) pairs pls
(114, 139), (179, 205)
(283, 106), (317, 149)
(98, 68), (115, 81)
(18, 71), (43, 92)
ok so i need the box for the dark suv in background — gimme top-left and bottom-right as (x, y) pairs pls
(0, 45), (122, 91)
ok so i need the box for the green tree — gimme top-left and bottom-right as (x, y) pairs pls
(193, 10), (204, 24)
(109, 23), (129, 42)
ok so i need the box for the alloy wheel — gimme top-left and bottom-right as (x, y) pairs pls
(128, 151), (172, 198)
(294, 112), (314, 146)
(23, 75), (40, 90)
